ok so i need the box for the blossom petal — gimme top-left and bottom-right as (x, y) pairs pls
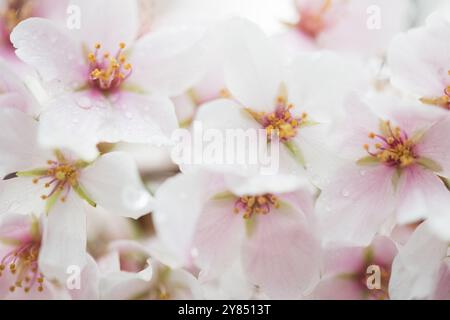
(221, 19), (283, 111)
(153, 171), (225, 267)
(38, 92), (106, 161)
(39, 192), (87, 283)
(130, 26), (209, 96)
(10, 18), (86, 89)
(0, 108), (50, 176)
(317, 163), (396, 246)
(81, 152), (153, 219)
(415, 116), (450, 179)
(396, 166), (450, 226)
(388, 13), (450, 97)
(69, 0), (139, 53)
(286, 52), (369, 123)
(194, 197), (245, 282)
(389, 222), (448, 299)
(0, 178), (46, 216)
(97, 92), (178, 146)
(242, 202), (321, 299)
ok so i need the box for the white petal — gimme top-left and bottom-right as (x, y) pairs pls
(10, 18), (86, 89)
(81, 152), (153, 219)
(39, 192), (87, 283)
(389, 222), (448, 300)
(0, 108), (49, 176)
(131, 26), (209, 96)
(0, 178), (46, 216)
(69, 0), (139, 53)
(220, 18), (283, 111)
(153, 171), (225, 266)
(38, 92), (106, 161)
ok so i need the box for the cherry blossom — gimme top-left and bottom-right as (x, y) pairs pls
(153, 170), (322, 299)
(318, 94), (450, 246)
(10, 0), (208, 160)
(0, 108), (153, 281)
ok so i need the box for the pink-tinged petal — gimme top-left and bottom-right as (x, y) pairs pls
(154, 171), (225, 267)
(308, 276), (363, 300)
(371, 236), (398, 267)
(0, 213), (33, 242)
(39, 192), (87, 283)
(220, 19), (283, 111)
(0, 108), (50, 176)
(69, 254), (99, 300)
(0, 178), (46, 216)
(38, 92), (107, 161)
(389, 222), (448, 300)
(194, 197), (245, 282)
(0, 60), (36, 113)
(396, 166), (450, 225)
(317, 163), (396, 246)
(415, 116), (450, 179)
(286, 52), (369, 123)
(98, 92), (178, 146)
(328, 94), (380, 161)
(130, 26), (209, 96)
(10, 18), (86, 89)
(242, 202), (321, 299)
(432, 262), (450, 300)
(81, 152), (153, 219)
(388, 13), (450, 97)
(318, 0), (412, 57)
(322, 246), (365, 276)
(69, 0), (139, 53)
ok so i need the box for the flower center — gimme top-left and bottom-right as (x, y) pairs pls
(360, 265), (391, 300)
(419, 70), (450, 110)
(234, 194), (280, 219)
(87, 43), (132, 91)
(0, 0), (32, 38)
(0, 241), (44, 293)
(248, 96), (307, 142)
(297, 0), (332, 38)
(364, 121), (416, 168)
(16, 150), (96, 212)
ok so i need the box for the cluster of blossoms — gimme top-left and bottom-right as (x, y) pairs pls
(0, 0), (449, 300)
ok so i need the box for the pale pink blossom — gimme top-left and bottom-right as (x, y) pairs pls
(153, 170), (322, 299)
(0, 213), (71, 299)
(280, 0), (412, 57)
(0, 108), (153, 281)
(309, 236), (398, 300)
(318, 94), (450, 246)
(389, 13), (450, 112)
(10, 0), (208, 160)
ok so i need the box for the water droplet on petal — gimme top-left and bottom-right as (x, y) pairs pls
(341, 189), (350, 197)
(77, 96), (92, 109)
(190, 248), (199, 258)
(122, 186), (151, 211)
(360, 169), (366, 176)
(125, 112), (133, 119)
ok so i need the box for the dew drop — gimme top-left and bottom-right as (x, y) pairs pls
(359, 169), (366, 176)
(77, 96), (92, 109)
(341, 189), (350, 197)
(122, 186), (151, 211)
